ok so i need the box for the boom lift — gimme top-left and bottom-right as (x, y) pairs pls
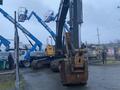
(44, 12), (70, 32)
(56, 0), (88, 85)
(0, 35), (10, 51)
(0, 8), (43, 67)
(18, 9), (56, 40)
(16, 10), (65, 69)
(18, 9), (58, 68)
(18, 9), (57, 58)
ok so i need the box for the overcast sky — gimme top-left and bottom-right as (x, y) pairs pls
(0, 0), (120, 46)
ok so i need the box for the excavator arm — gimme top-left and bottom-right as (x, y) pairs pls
(56, 0), (70, 53)
(56, 0), (88, 85)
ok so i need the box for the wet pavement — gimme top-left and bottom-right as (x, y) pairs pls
(21, 65), (120, 90)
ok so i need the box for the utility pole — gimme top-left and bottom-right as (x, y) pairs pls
(97, 28), (100, 45)
(14, 11), (20, 90)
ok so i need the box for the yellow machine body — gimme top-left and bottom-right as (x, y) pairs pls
(45, 45), (55, 56)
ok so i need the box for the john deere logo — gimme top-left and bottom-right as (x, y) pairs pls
(0, 0), (3, 5)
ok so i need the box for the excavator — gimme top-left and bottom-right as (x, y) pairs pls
(17, 0), (88, 85)
(55, 0), (88, 85)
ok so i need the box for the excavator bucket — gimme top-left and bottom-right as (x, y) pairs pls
(59, 54), (88, 85)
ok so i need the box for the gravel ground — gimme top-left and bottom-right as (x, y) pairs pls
(21, 65), (120, 90)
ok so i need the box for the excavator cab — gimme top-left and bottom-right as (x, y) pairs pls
(18, 7), (28, 22)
